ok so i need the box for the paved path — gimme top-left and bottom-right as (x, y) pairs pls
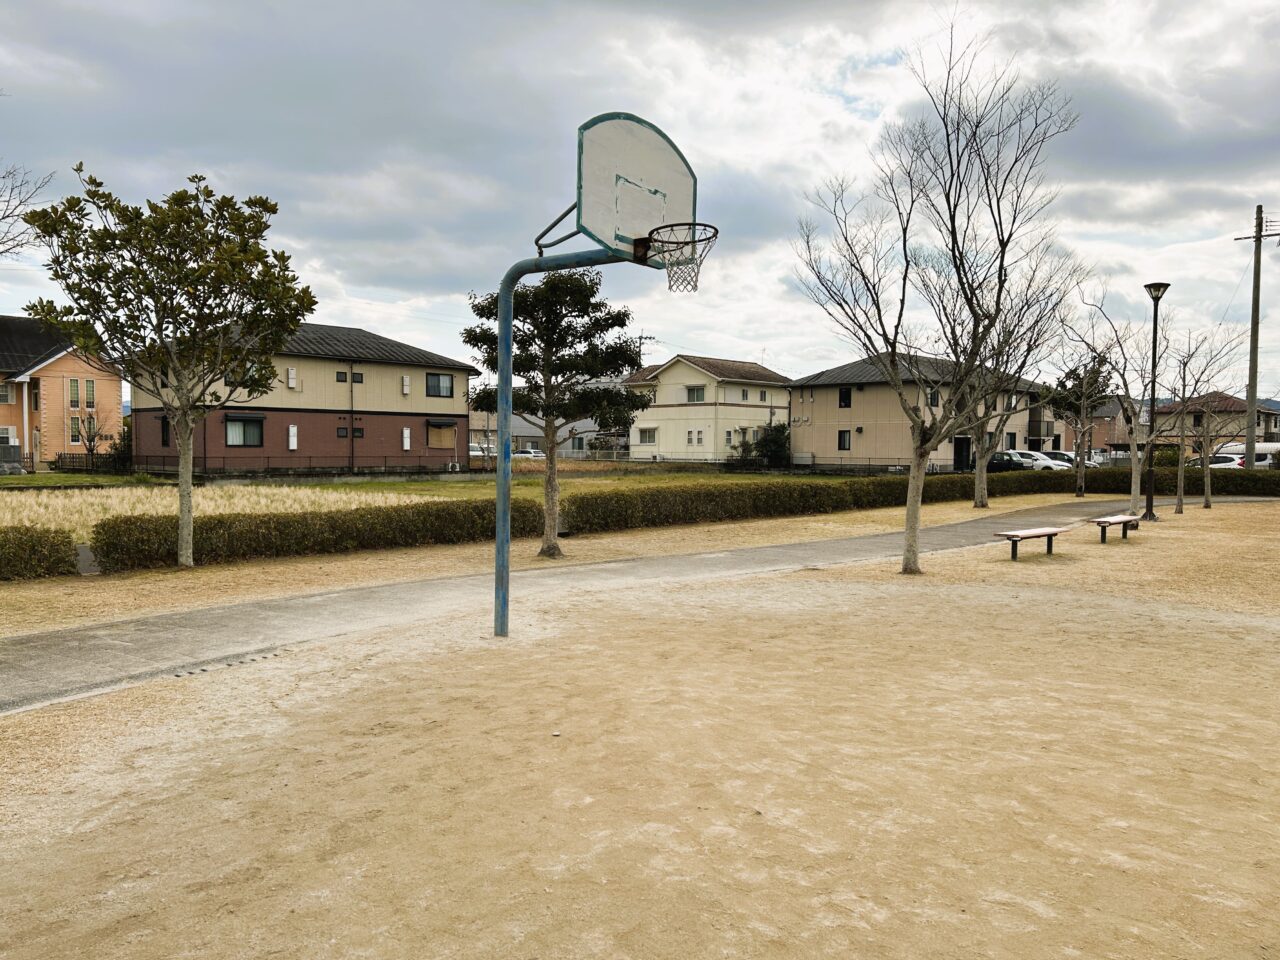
(0, 496), (1193, 714)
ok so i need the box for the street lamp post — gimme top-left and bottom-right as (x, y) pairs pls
(1142, 281), (1170, 522)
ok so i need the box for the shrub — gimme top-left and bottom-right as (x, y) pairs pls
(0, 525), (79, 580)
(92, 498), (544, 572)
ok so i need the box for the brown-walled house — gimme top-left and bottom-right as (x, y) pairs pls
(0, 314), (125, 469)
(131, 323), (478, 473)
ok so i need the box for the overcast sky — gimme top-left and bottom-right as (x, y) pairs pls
(3, 0), (1279, 394)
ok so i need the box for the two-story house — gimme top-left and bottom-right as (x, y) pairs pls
(623, 355), (789, 461)
(0, 314), (126, 469)
(789, 354), (1061, 471)
(132, 322), (477, 473)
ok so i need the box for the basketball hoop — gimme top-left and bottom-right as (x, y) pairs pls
(646, 222), (718, 293)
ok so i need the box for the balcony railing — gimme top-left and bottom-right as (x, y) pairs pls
(1027, 420), (1057, 438)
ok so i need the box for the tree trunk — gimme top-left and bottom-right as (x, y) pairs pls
(1074, 400), (1089, 498)
(973, 455), (989, 508)
(1175, 409), (1186, 514)
(1202, 425), (1213, 509)
(538, 420), (563, 558)
(901, 447), (931, 575)
(176, 409), (195, 568)
(1128, 437), (1142, 515)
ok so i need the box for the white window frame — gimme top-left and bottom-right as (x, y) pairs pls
(0, 383), (12, 404)
(696, 430), (703, 445)
(71, 415), (82, 444)
(687, 430), (694, 445)
(724, 430), (732, 446)
(741, 388), (748, 401)
(638, 428), (657, 445)
(69, 378), (80, 409)
(288, 424), (298, 451)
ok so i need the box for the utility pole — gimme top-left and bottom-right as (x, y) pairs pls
(1234, 205), (1280, 469)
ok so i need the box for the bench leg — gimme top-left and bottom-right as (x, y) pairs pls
(1010, 539), (1018, 561)
(1047, 535), (1054, 555)
(1122, 523), (1129, 539)
(1100, 525), (1107, 544)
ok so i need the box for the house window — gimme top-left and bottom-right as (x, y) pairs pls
(87, 416), (97, 439)
(1005, 431), (1017, 449)
(1193, 413), (1203, 428)
(427, 424), (455, 447)
(288, 424), (298, 451)
(85, 379), (96, 409)
(741, 388), (748, 401)
(725, 430), (732, 446)
(687, 430), (694, 445)
(402, 375), (411, 396)
(927, 388), (940, 408)
(696, 430), (704, 445)
(69, 379), (80, 409)
(30, 381), (39, 410)
(837, 429), (851, 451)
(0, 382), (12, 404)
(337, 426), (349, 438)
(352, 372), (364, 384)
(0, 426), (10, 445)
(352, 427), (364, 439)
(752, 428), (761, 442)
(402, 426), (412, 451)
(1005, 393), (1017, 412)
(336, 370), (348, 382)
(686, 386), (705, 403)
(71, 416), (81, 444)
(286, 367), (297, 389)
(760, 389), (767, 402)
(839, 386), (852, 408)
(571, 436), (585, 451)
(638, 428), (656, 444)
(161, 417), (170, 447)
(225, 418), (264, 447)
(427, 373), (454, 397)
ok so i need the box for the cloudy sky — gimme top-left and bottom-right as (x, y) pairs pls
(3, 0), (1279, 394)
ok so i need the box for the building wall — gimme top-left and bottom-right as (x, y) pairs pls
(1, 352), (125, 463)
(627, 359), (786, 461)
(132, 354), (470, 470)
(789, 383), (1054, 467)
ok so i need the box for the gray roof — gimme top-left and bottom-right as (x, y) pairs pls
(1259, 397), (1280, 413)
(283, 322), (478, 373)
(626, 354), (789, 385)
(791, 353), (1045, 392)
(0, 315), (71, 377)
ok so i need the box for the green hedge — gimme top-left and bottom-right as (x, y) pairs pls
(92, 499), (543, 572)
(0, 525), (79, 580)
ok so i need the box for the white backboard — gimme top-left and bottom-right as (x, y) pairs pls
(577, 113), (696, 266)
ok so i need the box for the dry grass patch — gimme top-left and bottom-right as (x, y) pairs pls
(0, 484), (441, 541)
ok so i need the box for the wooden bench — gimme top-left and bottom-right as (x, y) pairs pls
(993, 526), (1069, 561)
(1092, 514), (1140, 543)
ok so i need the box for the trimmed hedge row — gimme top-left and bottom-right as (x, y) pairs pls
(0, 525), (79, 580)
(92, 499), (544, 573)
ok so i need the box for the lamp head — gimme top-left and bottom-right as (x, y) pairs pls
(1144, 281), (1170, 303)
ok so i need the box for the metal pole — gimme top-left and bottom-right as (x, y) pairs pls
(1144, 296), (1161, 522)
(493, 247), (625, 637)
(1245, 204), (1263, 470)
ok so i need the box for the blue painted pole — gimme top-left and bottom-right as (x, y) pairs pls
(494, 247), (625, 637)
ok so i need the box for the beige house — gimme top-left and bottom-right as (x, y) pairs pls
(624, 355), (789, 461)
(789, 356), (1061, 471)
(0, 314), (126, 469)
(132, 322), (475, 473)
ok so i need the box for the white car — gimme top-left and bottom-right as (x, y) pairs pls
(1186, 453), (1268, 470)
(1042, 450), (1101, 469)
(469, 443), (496, 458)
(511, 448), (546, 459)
(1010, 449), (1070, 471)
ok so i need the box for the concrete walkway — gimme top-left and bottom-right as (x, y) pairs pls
(0, 496), (1186, 714)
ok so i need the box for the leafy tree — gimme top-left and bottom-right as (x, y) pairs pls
(1043, 350), (1111, 497)
(24, 166), (316, 566)
(464, 269), (650, 558)
(752, 422), (790, 468)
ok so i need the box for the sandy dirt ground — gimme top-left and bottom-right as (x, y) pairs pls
(1, 501), (1277, 959)
(0, 493), (1109, 639)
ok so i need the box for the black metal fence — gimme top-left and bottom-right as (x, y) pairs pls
(53, 451), (133, 474)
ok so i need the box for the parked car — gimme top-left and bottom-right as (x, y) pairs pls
(469, 443), (495, 458)
(985, 451), (1027, 473)
(1042, 450), (1101, 469)
(511, 448), (546, 459)
(1186, 453), (1268, 469)
(1010, 449), (1070, 471)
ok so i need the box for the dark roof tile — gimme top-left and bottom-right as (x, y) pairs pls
(0, 315), (72, 377)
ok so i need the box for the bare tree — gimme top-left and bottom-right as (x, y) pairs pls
(1070, 296), (1169, 515)
(1042, 336), (1112, 498)
(796, 32), (1077, 571)
(1160, 328), (1246, 513)
(1, 89), (54, 259)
